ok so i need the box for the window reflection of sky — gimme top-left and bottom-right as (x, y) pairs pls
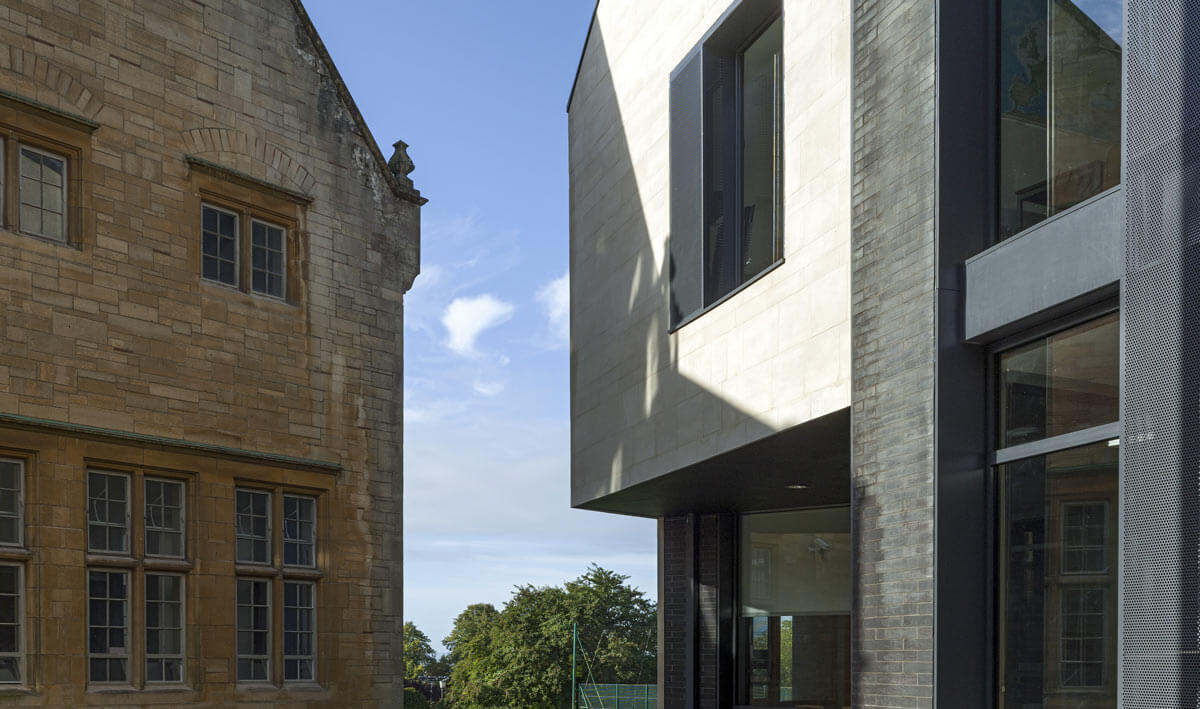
(1073, 0), (1123, 46)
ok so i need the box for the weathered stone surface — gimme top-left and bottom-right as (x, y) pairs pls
(0, 0), (420, 704)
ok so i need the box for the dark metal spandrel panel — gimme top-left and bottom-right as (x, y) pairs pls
(1124, 0), (1200, 705)
(670, 51), (703, 328)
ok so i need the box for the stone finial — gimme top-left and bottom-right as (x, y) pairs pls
(388, 139), (415, 187)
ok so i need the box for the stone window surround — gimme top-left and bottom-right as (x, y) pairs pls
(83, 462), (194, 692)
(232, 482), (324, 689)
(189, 159), (306, 306)
(0, 91), (96, 248)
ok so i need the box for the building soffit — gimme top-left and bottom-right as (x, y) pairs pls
(577, 408), (852, 518)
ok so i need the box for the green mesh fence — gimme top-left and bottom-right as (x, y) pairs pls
(578, 683), (656, 709)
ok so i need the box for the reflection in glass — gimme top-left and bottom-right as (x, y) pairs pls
(999, 0), (1121, 240)
(739, 507), (850, 707)
(998, 313), (1118, 447)
(740, 17), (783, 284)
(1000, 441), (1117, 707)
(702, 16), (783, 308)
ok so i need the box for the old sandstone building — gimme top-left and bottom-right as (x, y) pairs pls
(0, 0), (421, 704)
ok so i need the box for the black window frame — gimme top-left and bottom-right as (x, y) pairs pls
(669, 0), (784, 331)
(994, 0), (1124, 244)
(988, 304), (1121, 707)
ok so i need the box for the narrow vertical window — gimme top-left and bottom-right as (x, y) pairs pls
(145, 574), (184, 683)
(283, 581), (316, 682)
(88, 570), (129, 683)
(235, 489), (271, 564)
(236, 578), (270, 682)
(0, 565), (21, 683)
(283, 495), (316, 567)
(997, 314), (1119, 707)
(87, 471), (129, 554)
(251, 219), (286, 298)
(738, 16), (784, 284)
(144, 478), (185, 558)
(0, 459), (22, 546)
(201, 204), (238, 286)
(18, 145), (66, 241)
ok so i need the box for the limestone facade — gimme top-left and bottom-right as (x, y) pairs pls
(0, 0), (420, 704)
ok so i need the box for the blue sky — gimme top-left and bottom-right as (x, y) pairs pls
(301, 1), (658, 654)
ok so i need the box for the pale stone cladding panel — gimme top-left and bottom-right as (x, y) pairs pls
(569, 0), (852, 506)
(0, 0), (418, 704)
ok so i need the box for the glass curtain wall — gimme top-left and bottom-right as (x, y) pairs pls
(738, 507), (850, 708)
(999, 0), (1122, 240)
(997, 313), (1119, 708)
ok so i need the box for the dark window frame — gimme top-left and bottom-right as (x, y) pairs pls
(669, 0), (784, 331)
(995, 0), (1123, 244)
(989, 305), (1121, 706)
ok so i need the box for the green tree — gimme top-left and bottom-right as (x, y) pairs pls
(443, 603), (504, 708)
(404, 686), (432, 709)
(444, 566), (656, 709)
(404, 621), (437, 679)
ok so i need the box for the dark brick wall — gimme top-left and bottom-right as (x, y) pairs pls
(661, 515), (690, 707)
(660, 513), (733, 709)
(851, 0), (938, 707)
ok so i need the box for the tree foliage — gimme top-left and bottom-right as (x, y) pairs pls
(404, 621), (437, 679)
(442, 566), (656, 709)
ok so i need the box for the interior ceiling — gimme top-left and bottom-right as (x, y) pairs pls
(579, 407), (852, 518)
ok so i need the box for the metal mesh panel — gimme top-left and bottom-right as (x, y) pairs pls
(1124, 0), (1200, 704)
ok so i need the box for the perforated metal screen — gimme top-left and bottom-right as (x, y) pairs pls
(1124, 0), (1200, 705)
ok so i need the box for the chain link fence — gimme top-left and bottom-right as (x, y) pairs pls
(578, 683), (656, 709)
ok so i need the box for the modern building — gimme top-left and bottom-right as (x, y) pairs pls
(0, 0), (421, 704)
(568, 0), (1175, 706)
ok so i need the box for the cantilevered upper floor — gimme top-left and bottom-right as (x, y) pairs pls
(568, 0), (852, 514)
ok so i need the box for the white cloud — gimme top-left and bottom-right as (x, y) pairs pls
(442, 294), (515, 357)
(472, 376), (506, 397)
(536, 272), (569, 348)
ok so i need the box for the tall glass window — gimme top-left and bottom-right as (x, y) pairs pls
(88, 570), (129, 683)
(250, 219), (285, 298)
(18, 145), (66, 241)
(999, 0), (1122, 240)
(236, 578), (270, 682)
(145, 574), (184, 683)
(283, 581), (316, 682)
(283, 495), (316, 567)
(997, 313), (1119, 708)
(0, 565), (21, 683)
(235, 489), (271, 565)
(738, 507), (851, 707)
(87, 472), (129, 554)
(144, 479), (184, 558)
(0, 460), (22, 546)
